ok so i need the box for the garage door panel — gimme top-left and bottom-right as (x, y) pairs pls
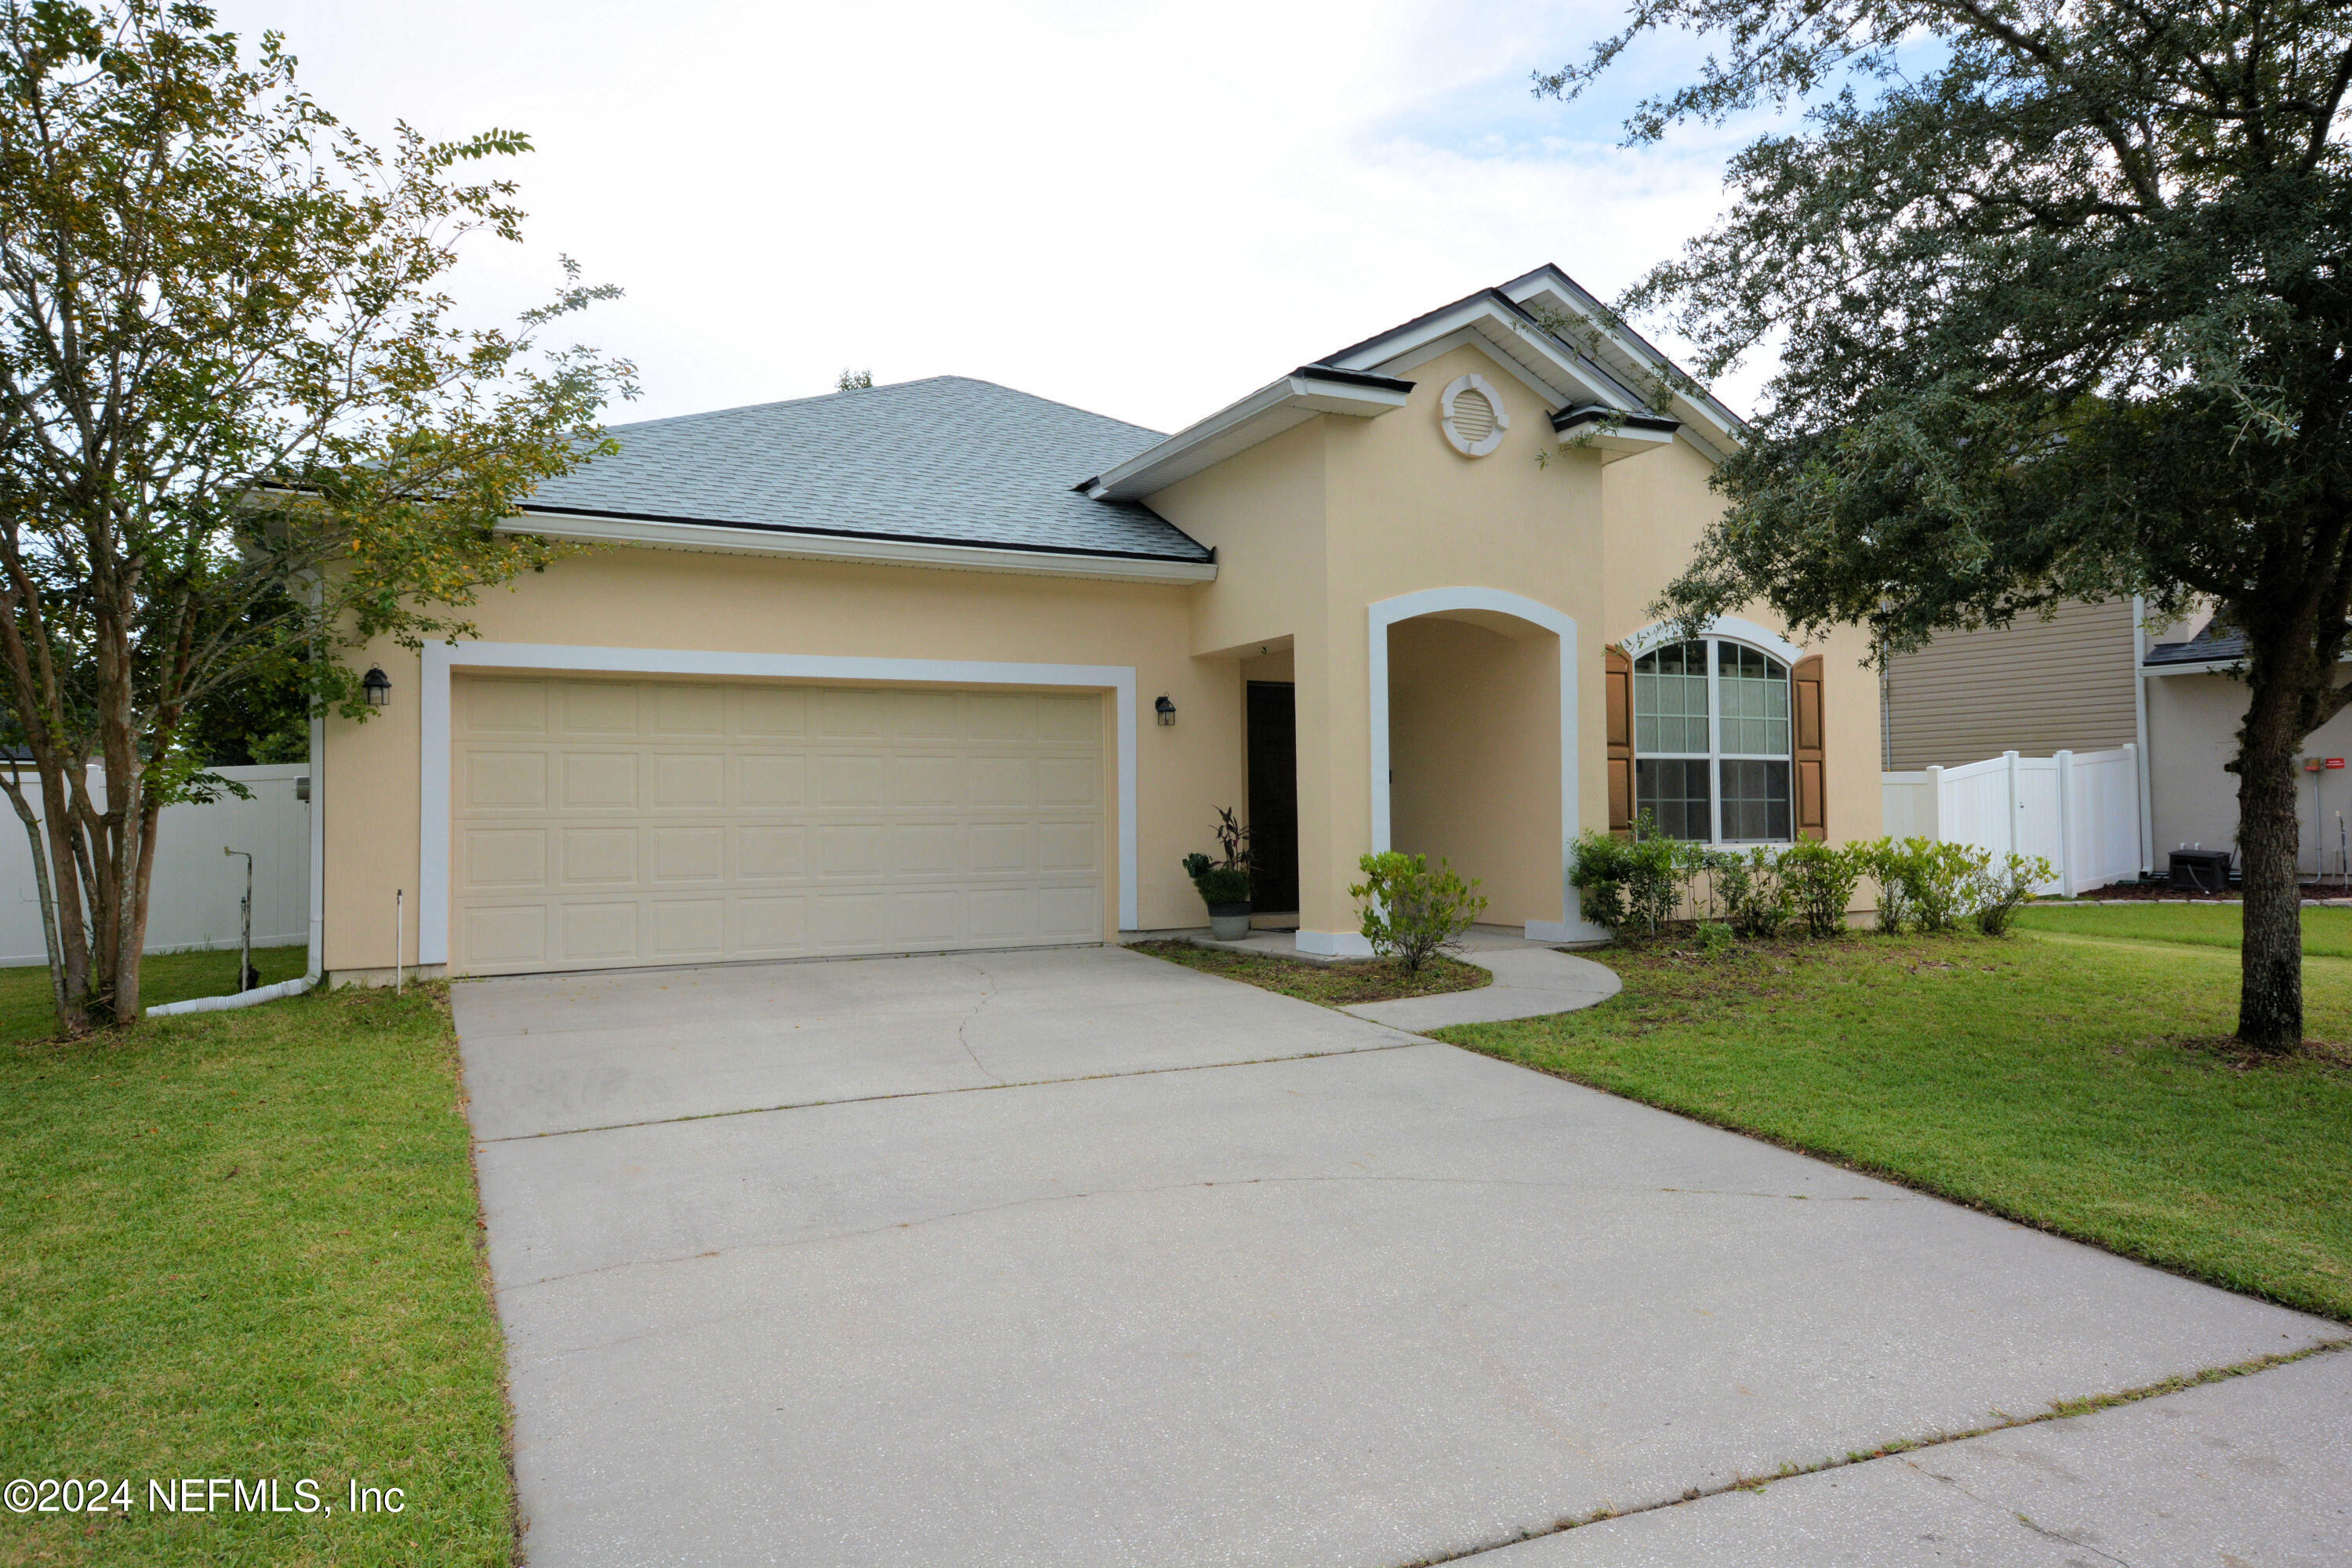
(814, 753), (887, 806)
(813, 823), (887, 877)
(891, 691), (964, 741)
(558, 682), (640, 735)
(464, 827), (547, 890)
(1036, 695), (1098, 745)
(452, 677), (1105, 975)
(738, 753), (807, 809)
(967, 757), (1033, 808)
(1036, 757), (1102, 808)
(649, 899), (726, 958)
(733, 684), (808, 739)
(560, 902), (640, 961)
(1040, 885), (1102, 939)
(648, 684), (725, 737)
(466, 681), (549, 735)
(1036, 821), (1099, 873)
(967, 887), (1035, 940)
(736, 825), (805, 880)
(967, 693), (1033, 742)
(651, 753), (727, 811)
(466, 751), (549, 811)
(811, 891), (888, 946)
(891, 754), (961, 808)
(561, 827), (638, 887)
(890, 888), (966, 945)
(650, 826), (726, 884)
(562, 753), (640, 811)
(891, 822), (962, 877)
(968, 822), (1030, 874)
(815, 690), (891, 739)
(465, 905), (547, 967)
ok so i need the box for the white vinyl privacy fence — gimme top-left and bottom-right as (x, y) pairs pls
(2, 764), (310, 967)
(1882, 746), (2143, 896)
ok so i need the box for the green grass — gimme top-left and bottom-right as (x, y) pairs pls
(1134, 940), (1491, 1007)
(0, 946), (310, 1049)
(2017, 900), (2352, 958)
(1443, 919), (2352, 1325)
(0, 983), (514, 1566)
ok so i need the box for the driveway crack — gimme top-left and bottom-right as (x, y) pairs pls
(952, 959), (1005, 1085)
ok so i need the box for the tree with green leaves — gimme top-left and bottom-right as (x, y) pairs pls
(1541, 0), (2352, 1049)
(0, 0), (633, 1029)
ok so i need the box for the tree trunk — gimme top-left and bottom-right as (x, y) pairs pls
(2234, 668), (2306, 1051)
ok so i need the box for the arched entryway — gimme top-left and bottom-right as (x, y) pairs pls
(1367, 588), (1600, 942)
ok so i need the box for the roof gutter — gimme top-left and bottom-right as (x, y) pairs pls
(508, 509), (1218, 584)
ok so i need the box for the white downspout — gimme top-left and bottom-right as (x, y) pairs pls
(2132, 595), (2154, 877)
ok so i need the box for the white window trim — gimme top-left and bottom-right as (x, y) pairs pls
(1629, 626), (1798, 845)
(417, 641), (1139, 967)
(1352, 586), (1608, 954)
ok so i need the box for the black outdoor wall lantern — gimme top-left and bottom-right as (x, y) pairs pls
(362, 666), (392, 708)
(1154, 695), (1176, 727)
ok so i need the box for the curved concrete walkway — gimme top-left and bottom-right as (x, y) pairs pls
(1341, 927), (1622, 1031)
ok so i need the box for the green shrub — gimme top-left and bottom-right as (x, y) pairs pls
(1780, 840), (1863, 938)
(1715, 845), (1791, 938)
(1972, 851), (2056, 935)
(1568, 829), (1633, 931)
(1348, 851), (1489, 970)
(1695, 919), (1737, 959)
(1860, 838), (1915, 931)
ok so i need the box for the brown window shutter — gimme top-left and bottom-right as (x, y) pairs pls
(1792, 653), (1827, 840)
(1606, 645), (1634, 838)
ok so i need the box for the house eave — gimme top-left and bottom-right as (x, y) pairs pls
(506, 509), (1219, 584)
(1084, 368), (1414, 503)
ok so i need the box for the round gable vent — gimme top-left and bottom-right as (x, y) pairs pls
(1440, 373), (1509, 457)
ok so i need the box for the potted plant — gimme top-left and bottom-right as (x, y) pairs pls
(1183, 807), (1253, 939)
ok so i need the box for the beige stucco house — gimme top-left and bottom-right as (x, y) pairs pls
(314, 267), (1881, 982)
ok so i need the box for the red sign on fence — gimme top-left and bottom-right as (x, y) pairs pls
(2330, 758), (2345, 769)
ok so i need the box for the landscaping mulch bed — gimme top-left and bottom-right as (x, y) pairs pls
(1133, 940), (1491, 1008)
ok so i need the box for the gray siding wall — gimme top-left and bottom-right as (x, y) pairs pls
(1882, 598), (2139, 769)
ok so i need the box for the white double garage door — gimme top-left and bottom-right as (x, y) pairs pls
(451, 675), (1107, 976)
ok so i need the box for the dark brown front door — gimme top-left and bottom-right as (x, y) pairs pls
(1247, 681), (1299, 913)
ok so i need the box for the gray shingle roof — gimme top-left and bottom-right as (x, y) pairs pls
(525, 376), (1210, 563)
(2145, 619), (2242, 666)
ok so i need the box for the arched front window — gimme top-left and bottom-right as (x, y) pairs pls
(1632, 638), (1792, 841)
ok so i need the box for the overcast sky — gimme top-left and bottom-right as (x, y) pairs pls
(211, 0), (1773, 433)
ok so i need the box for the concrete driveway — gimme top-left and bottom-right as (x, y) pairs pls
(456, 945), (2348, 1567)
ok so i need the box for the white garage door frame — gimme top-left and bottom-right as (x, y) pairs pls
(418, 641), (1139, 967)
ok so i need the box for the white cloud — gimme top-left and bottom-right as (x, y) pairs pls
(214, 0), (1773, 429)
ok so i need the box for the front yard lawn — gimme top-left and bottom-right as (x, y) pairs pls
(1443, 922), (2352, 1325)
(2016, 900), (2352, 957)
(0, 982), (514, 1566)
(1134, 940), (1491, 1007)
(0, 946), (309, 1050)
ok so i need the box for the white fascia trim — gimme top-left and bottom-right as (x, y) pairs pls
(1621, 614), (1808, 665)
(2143, 659), (2241, 677)
(1367, 587), (1610, 943)
(418, 641), (1140, 965)
(1377, 325), (1583, 409)
(1090, 373), (1411, 502)
(1501, 270), (1747, 449)
(510, 510), (1217, 584)
(1335, 298), (1646, 417)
